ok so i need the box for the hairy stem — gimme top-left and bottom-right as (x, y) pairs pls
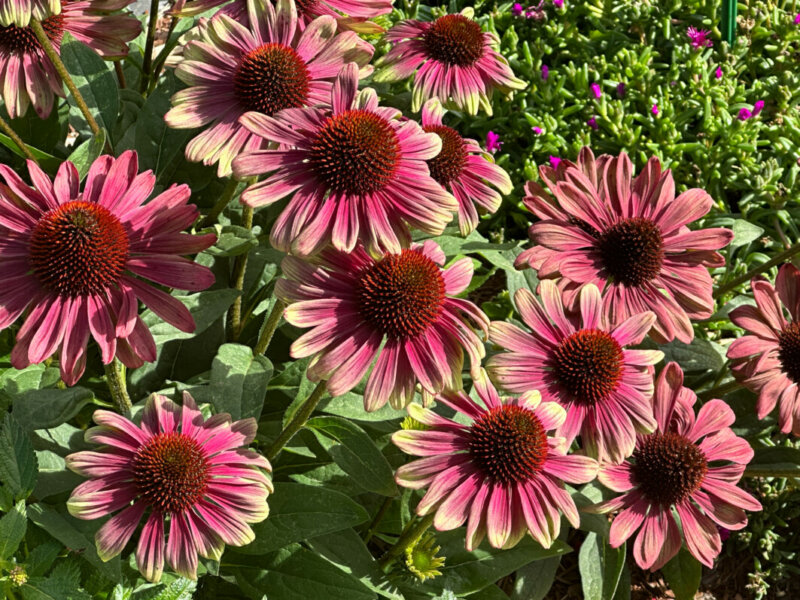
(0, 113), (37, 162)
(104, 359), (132, 416)
(266, 380), (327, 461)
(254, 299), (288, 355)
(228, 205), (254, 340)
(199, 177), (239, 228)
(715, 241), (800, 299)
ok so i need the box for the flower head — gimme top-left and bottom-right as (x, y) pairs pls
(589, 363), (760, 570)
(393, 370), (597, 550)
(488, 282), (662, 462)
(275, 240), (488, 411)
(165, 0), (373, 177)
(552, 0), (563, 7)
(795, 13), (800, 24)
(67, 392), (272, 582)
(374, 12), (526, 114)
(532, 126), (543, 135)
(587, 116), (598, 130)
(687, 26), (713, 49)
(738, 107), (752, 120)
(0, 0), (58, 26)
(651, 103), (659, 115)
(728, 264), (800, 435)
(0, 151), (215, 385)
(753, 100), (765, 115)
(590, 82), (601, 99)
(616, 82), (626, 98)
(541, 63), (549, 80)
(0, 0), (138, 118)
(422, 99), (511, 235)
(232, 64), (457, 256)
(485, 130), (502, 153)
(511, 2), (523, 16)
(516, 147), (734, 343)
(715, 66), (723, 79)
(548, 155), (561, 169)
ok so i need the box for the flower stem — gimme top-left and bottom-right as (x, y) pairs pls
(378, 513), (435, 570)
(253, 298), (287, 355)
(147, 15), (179, 93)
(199, 177), (239, 228)
(139, 0), (161, 93)
(104, 358), (132, 416)
(697, 379), (741, 401)
(0, 113), (37, 163)
(363, 496), (394, 544)
(30, 18), (102, 137)
(714, 241), (800, 299)
(266, 380), (327, 461)
(114, 61), (127, 89)
(228, 205), (254, 340)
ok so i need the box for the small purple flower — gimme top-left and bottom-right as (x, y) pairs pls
(687, 26), (713, 49)
(651, 103), (659, 116)
(532, 126), (543, 135)
(590, 82), (602, 99)
(541, 64), (549, 80)
(718, 526), (731, 542)
(486, 131), (502, 153)
(526, 7), (545, 20)
(715, 66), (723, 79)
(587, 116), (598, 130)
(795, 13), (800, 24)
(738, 108), (752, 121)
(753, 100), (765, 115)
(616, 82), (626, 98)
(553, 0), (563, 7)
(511, 3), (524, 16)
(549, 156), (561, 169)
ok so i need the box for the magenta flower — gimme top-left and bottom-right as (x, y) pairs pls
(393, 370), (598, 550)
(165, 0), (373, 178)
(232, 64), (457, 256)
(516, 147), (734, 343)
(548, 155), (561, 169)
(275, 240), (489, 411)
(651, 103), (659, 115)
(487, 282), (661, 463)
(67, 392), (272, 582)
(374, 12), (525, 114)
(511, 2), (523, 16)
(588, 363), (761, 570)
(0, 151), (215, 385)
(541, 63), (549, 80)
(0, 0), (139, 118)
(753, 100), (765, 115)
(422, 99), (511, 235)
(715, 66), (723, 79)
(728, 264), (800, 435)
(795, 13), (800, 24)
(532, 126), (543, 135)
(552, 0), (563, 7)
(0, 0), (58, 25)
(485, 130), (502, 153)
(738, 108), (752, 120)
(587, 116), (598, 130)
(616, 82), (626, 98)
(687, 26), (713, 49)
(590, 82), (602, 99)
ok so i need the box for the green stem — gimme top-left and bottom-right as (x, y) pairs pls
(199, 177), (239, 229)
(363, 496), (394, 544)
(147, 15), (179, 93)
(104, 359), (132, 416)
(715, 241), (800, 299)
(743, 466), (797, 478)
(0, 113), (37, 163)
(253, 298), (287, 355)
(228, 205), (254, 340)
(266, 380), (327, 461)
(114, 61), (127, 89)
(378, 513), (435, 570)
(698, 379), (741, 401)
(30, 18), (101, 137)
(139, 0), (161, 93)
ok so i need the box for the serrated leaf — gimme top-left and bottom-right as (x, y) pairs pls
(578, 531), (626, 600)
(210, 344), (272, 421)
(20, 560), (91, 600)
(0, 500), (26, 559)
(0, 414), (37, 500)
(661, 547), (702, 600)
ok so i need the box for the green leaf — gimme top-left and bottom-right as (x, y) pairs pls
(210, 344), (273, 421)
(59, 32), (120, 136)
(203, 225), (258, 258)
(307, 416), (398, 497)
(0, 414), (37, 500)
(661, 547), (702, 600)
(234, 482), (369, 555)
(142, 289), (240, 346)
(0, 364), (61, 405)
(578, 531), (626, 600)
(744, 446), (800, 477)
(27, 503), (121, 583)
(658, 338), (725, 373)
(510, 556), (561, 600)
(20, 560), (91, 600)
(0, 500), (27, 559)
(730, 219), (764, 249)
(13, 387), (95, 431)
(228, 544), (374, 600)
(0, 132), (60, 170)
(67, 129), (107, 180)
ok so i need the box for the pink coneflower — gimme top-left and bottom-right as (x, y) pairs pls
(0, 151), (215, 385)
(541, 63), (549, 80)
(715, 66), (723, 79)
(67, 392), (272, 582)
(516, 147), (734, 343)
(165, 0), (373, 178)
(587, 116), (598, 130)
(487, 281), (662, 463)
(422, 99), (511, 235)
(232, 64), (457, 256)
(393, 370), (598, 550)
(511, 2), (523, 16)
(0, 0), (138, 118)
(753, 100), (765, 115)
(485, 130), (502, 153)
(0, 0), (58, 26)
(590, 82), (602, 99)
(374, 12), (525, 114)
(588, 362), (761, 570)
(275, 240), (489, 411)
(728, 264), (800, 435)
(687, 26), (713, 49)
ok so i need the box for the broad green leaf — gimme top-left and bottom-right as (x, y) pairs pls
(228, 544), (374, 600)
(661, 547), (702, 600)
(510, 556), (561, 600)
(142, 289), (240, 346)
(60, 32), (120, 136)
(744, 446), (800, 477)
(307, 416), (398, 497)
(33, 450), (82, 500)
(0, 363), (61, 405)
(203, 225), (258, 258)
(318, 392), (406, 422)
(0, 500), (26, 559)
(20, 560), (91, 600)
(0, 132), (60, 171)
(730, 219), (764, 249)
(234, 482), (369, 555)
(0, 414), (37, 500)
(67, 129), (107, 180)
(210, 344), (272, 421)
(13, 387), (95, 431)
(578, 531), (626, 600)
(658, 338), (725, 373)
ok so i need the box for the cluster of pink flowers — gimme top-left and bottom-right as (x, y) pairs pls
(510, 0), (563, 19)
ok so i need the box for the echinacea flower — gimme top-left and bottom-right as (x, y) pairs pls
(487, 281), (662, 463)
(0, 151), (215, 385)
(727, 264), (800, 435)
(588, 362), (760, 570)
(67, 392), (272, 581)
(687, 26), (713, 49)
(422, 99), (511, 235)
(515, 147), (733, 343)
(374, 11), (525, 114)
(0, 0), (58, 26)
(0, 0), (139, 118)
(275, 240), (489, 411)
(165, 0), (373, 178)
(232, 64), (457, 256)
(393, 370), (598, 550)
(485, 130), (502, 153)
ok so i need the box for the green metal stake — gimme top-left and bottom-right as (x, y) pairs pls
(721, 0), (737, 45)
